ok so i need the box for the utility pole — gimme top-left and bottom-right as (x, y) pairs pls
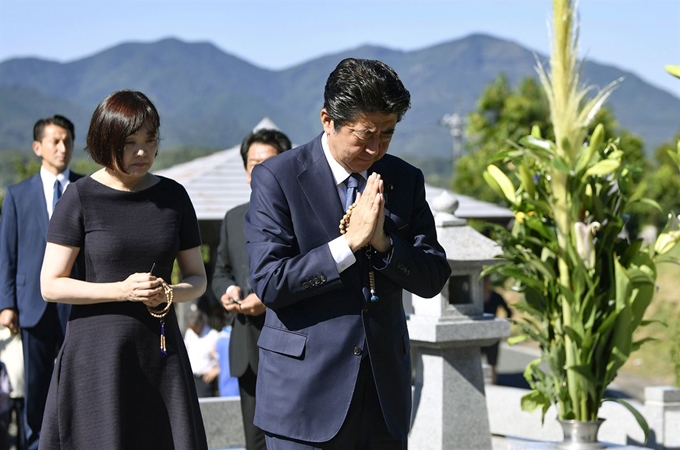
(439, 112), (465, 173)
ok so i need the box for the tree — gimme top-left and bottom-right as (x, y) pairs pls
(453, 74), (550, 203)
(454, 74), (651, 211)
(643, 133), (680, 228)
(13, 156), (41, 181)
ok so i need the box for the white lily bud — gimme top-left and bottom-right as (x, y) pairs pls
(574, 221), (600, 269)
(654, 214), (680, 255)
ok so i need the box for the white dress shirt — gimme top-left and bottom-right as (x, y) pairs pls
(321, 132), (367, 273)
(184, 325), (220, 376)
(40, 167), (71, 218)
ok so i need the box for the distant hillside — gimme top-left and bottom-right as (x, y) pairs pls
(1, 34), (678, 162)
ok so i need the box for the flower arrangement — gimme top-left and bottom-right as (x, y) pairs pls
(483, 0), (680, 437)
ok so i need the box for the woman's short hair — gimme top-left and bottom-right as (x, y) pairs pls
(85, 90), (160, 172)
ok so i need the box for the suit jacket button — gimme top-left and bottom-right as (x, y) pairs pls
(320, 275), (327, 283)
(353, 347), (362, 356)
(302, 281), (310, 289)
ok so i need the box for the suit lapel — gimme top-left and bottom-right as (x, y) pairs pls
(29, 174), (50, 232)
(297, 137), (346, 241)
(295, 140), (397, 239)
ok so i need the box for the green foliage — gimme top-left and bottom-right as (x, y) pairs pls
(666, 65), (680, 78)
(13, 156), (41, 181)
(481, 0), (680, 437)
(484, 124), (678, 436)
(668, 67), (680, 386)
(639, 135), (680, 229)
(672, 315), (680, 386)
(69, 157), (100, 176)
(454, 74), (651, 218)
(0, 156), (40, 217)
(453, 74), (551, 204)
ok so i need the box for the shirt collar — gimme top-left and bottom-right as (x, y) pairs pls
(321, 132), (366, 185)
(40, 167), (70, 185)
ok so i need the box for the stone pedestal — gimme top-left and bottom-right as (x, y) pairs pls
(408, 316), (510, 450)
(644, 386), (680, 450)
(405, 190), (511, 450)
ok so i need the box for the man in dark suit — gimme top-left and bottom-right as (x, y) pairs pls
(0, 115), (81, 450)
(212, 128), (291, 450)
(245, 58), (451, 450)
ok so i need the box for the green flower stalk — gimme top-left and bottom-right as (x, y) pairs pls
(483, 0), (680, 437)
(539, 0), (617, 421)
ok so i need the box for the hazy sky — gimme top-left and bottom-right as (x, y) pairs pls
(1, 0), (679, 98)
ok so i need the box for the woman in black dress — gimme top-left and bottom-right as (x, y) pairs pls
(39, 90), (208, 449)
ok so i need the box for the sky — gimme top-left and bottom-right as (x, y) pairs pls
(1, 0), (679, 98)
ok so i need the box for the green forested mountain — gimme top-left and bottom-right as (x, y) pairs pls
(1, 34), (678, 162)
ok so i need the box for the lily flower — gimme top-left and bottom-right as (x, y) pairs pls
(574, 221), (601, 269)
(654, 213), (680, 255)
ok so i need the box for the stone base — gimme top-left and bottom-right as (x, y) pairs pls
(499, 438), (649, 450)
(199, 396), (244, 449)
(409, 345), (492, 450)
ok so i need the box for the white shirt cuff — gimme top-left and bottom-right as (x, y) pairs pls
(226, 285), (238, 295)
(328, 236), (356, 273)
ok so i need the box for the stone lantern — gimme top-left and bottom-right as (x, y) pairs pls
(407, 191), (511, 450)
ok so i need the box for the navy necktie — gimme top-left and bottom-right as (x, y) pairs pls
(52, 179), (62, 211)
(344, 173), (361, 212)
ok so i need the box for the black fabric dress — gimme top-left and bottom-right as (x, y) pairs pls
(39, 176), (208, 450)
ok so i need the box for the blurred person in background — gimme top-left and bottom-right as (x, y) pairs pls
(184, 306), (220, 398)
(213, 321), (240, 397)
(0, 115), (82, 450)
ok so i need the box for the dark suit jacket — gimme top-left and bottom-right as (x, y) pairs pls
(245, 133), (451, 442)
(0, 171), (81, 330)
(211, 202), (264, 378)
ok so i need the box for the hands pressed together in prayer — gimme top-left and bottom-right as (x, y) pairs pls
(120, 272), (169, 308)
(220, 285), (266, 316)
(343, 172), (391, 254)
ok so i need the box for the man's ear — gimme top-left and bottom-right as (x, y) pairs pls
(32, 141), (42, 158)
(320, 109), (334, 134)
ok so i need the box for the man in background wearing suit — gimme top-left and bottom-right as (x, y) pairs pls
(245, 58), (451, 449)
(212, 128), (291, 450)
(0, 115), (82, 450)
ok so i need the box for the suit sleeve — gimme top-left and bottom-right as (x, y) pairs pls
(211, 210), (237, 299)
(245, 164), (342, 310)
(0, 189), (18, 311)
(377, 168), (451, 298)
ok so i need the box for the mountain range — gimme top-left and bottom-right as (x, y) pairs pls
(1, 34), (678, 161)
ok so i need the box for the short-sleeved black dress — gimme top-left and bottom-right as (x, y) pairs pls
(39, 176), (208, 450)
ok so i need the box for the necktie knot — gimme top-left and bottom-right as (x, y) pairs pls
(344, 173), (362, 211)
(345, 173), (360, 190)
